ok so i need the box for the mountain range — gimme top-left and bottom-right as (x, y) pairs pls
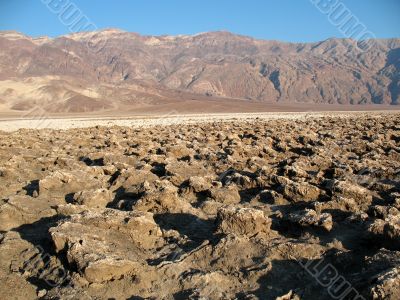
(0, 29), (399, 114)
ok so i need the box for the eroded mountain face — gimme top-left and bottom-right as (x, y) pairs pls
(0, 113), (399, 299)
(0, 30), (399, 113)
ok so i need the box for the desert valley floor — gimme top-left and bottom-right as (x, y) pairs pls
(0, 111), (399, 299)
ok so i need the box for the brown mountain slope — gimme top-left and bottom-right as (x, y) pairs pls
(0, 29), (399, 113)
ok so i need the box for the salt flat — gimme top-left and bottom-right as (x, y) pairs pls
(0, 110), (398, 131)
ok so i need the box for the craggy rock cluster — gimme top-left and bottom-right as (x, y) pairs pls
(0, 113), (399, 299)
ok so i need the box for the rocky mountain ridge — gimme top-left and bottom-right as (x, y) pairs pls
(0, 29), (399, 113)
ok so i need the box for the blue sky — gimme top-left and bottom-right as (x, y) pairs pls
(0, 0), (399, 42)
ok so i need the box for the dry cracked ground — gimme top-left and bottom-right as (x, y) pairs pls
(0, 113), (399, 300)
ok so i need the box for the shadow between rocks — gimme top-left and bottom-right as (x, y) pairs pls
(106, 186), (143, 210)
(11, 215), (70, 290)
(250, 252), (370, 300)
(154, 213), (215, 247)
(269, 209), (374, 252)
(148, 213), (217, 266)
(22, 179), (39, 197)
(79, 156), (104, 166)
(13, 215), (67, 254)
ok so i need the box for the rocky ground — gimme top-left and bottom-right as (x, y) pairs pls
(0, 112), (399, 299)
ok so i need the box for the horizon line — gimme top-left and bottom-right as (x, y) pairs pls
(1, 28), (399, 44)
